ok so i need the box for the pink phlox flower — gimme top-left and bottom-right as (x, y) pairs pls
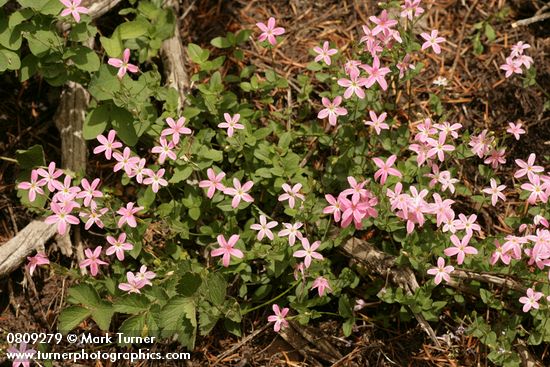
(7, 342), (36, 367)
(434, 121), (462, 139)
(425, 164), (441, 188)
(409, 142), (431, 166)
(45, 201), (80, 235)
(224, 178), (254, 208)
(323, 193), (344, 222)
(116, 202), (144, 228)
(151, 138), (177, 164)
(17, 170), (45, 202)
(293, 262), (306, 281)
(453, 214), (481, 237)
(426, 132), (455, 162)
(364, 39), (383, 58)
(128, 158), (147, 184)
(250, 214), (278, 241)
(59, 0), (89, 23)
(161, 117), (191, 145)
(414, 118), (437, 143)
(360, 56), (391, 90)
(337, 69), (367, 99)
(438, 170), (459, 194)
(521, 174), (549, 204)
(199, 168), (226, 199)
(369, 10), (398, 36)
(515, 153), (544, 181)
(364, 110), (389, 135)
(400, 0), (424, 20)
(143, 168), (168, 193)
(511, 41), (530, 58)
(27, 252), (50, 276)
(135, 265), (156, 286)
(76, 178), (103, 207)
(293, 237), (323, 268)
(482, 178), (506, 206)
(490, 240), (512, 265)
(519, 288), (543, 312)
(267, 304), (289, 332)
(318, 96), (347, 126)
(106, 233), (134, 261)
(118, 271), (147, 294)
(211, 234), (243, 267)
(311, 276), (332, 296)
(420, 29), (445, 54)
(93, 129), (123, 160)
(444, 234), (477, 265)
(52, 175), (81, 200)
(396, 54), (415, 79)
(256, 17), (285, 46)
(372, 155), (402, 185)
(278, 183), (305, 209)
(36, 161), (63, 191)
(515, 54), (533, 69)
(113, 147), (140, 175)
(428, 193), (455, 227)
(506, 122), (525, 140)
(484, 148), (506, 169)
(218, 113), (244, 137)
(500, 56), (522, 78)
(427, 257), (454, 285)
(468, 129), (493, 158)
(534, 215), (550, 229)
(341, 176), (369, 204)
(344, 59), (361, 75)
(108, 48), (139, 79)
(79, 246), (108, 276)
(313, 41), (338, 65)
(79, 205), (108, 230)
(278, 222), (304, 246)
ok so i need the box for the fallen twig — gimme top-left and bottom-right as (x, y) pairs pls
(512, 12), (550, 28)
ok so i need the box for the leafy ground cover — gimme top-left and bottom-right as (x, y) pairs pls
(1, 0), (550, 366)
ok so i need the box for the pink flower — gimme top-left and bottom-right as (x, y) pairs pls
(135, 265), (156, 286)
(444, 234), (477, 265)
(211, 234), (243, 267)
(59, 0), (89, 23)
(337, 69), (367, 99)
(256, 17), (285, 46)
(428, 193), (455, 227)
(76, 178), (103, 207)
(506, 122), (525, 140)
(323, 194), (342, 222)
(514, 153), (544, 181)
(361, 56), (391, 90)
(17, 170), (45, 202)
(293, 237), (323, 268)
(79, 246), (108, 276)
(484, 148), (506, 169)
(45, 201), (80, 235)
(105, 233), (134, 261)
(482, 178), (506, 206)
(469, 129), (493, 158)
(267, 304), (289, 332)
(116, 202), (143, 228)
(93, 130), (123, 160)
(426, 133), (455, 162)
(27, 252), (50, 276)
(434, 121), (462, 139)
(143, 168), (168, 193)
(453, 213), (481, 236)
(224, 178), (254, 208)
(36, 162), (63, 191)
(118, 271), (147, 294)
(161, 117), (191, 145)
(313, 41), (338, 65)
(427, 257), (454, 285)
(344, 59), (361, 75)
(396, 54), (415, 79)
(511, 41), (530, 58)
(341, 176), (369, 204)
(278, 183), (305, 209)
(250, 215), (278, 241)
(364, 110), (389, 135)
(278, 222), (304, 246)
(400, 0), (424, 20)
(7, 342), (36, 367)
(129, 158), (147, 183)
(500, 57), (522, 78)
(521, 175), (549, 204)
(372, 155), (402, 185)
(369, 10), (397, 36)
(108, 48), (139, 79)
(52, 175), (80, 200)
(113, 147), (140, 175)
(519, 288), (543, 312)
(420, 30), (445, 54)
(218, 113), (244, 137)
(151, 138), (177, 164)
(311, 276), (332, 296)
(317, 96), (347, 126)
(490, 240), (512, 265)
(79, 206), (109, 230)
(199, 168), (226, 198)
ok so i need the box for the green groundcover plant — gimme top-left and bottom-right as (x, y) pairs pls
(4, 0), (550, 365)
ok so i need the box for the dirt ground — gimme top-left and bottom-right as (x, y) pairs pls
(1, 0), (550, 365)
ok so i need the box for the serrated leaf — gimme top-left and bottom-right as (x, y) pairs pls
(68, 284), (101, 307)
(58, 306), (91, 334)
(91, 302), (114, 331)
(203, 273), (227, 306)
(114, 294), (150, 314)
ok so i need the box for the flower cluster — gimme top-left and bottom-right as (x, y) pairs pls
(500, 41), (533, 78)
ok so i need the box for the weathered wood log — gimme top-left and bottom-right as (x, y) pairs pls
(0, 220), (57, 278)
(160, 0), (190, 111)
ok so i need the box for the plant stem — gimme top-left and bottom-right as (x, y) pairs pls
(242, 280), (300, 315)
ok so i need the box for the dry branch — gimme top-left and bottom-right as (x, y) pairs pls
(512, 12), (550, 28)
(59, 0), (124, 32)
(0, 220), (57, 278)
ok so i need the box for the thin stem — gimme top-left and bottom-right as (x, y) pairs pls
(242, 279), (300, 315)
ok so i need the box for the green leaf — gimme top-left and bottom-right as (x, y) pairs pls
(16, 144), (45, 169)
(25, 29), (62, 57)
(484, 24), (496, 42)
(70, 22), (98, 42)
(67, 284), (101, 306)
(89, 64), (121, 100)
(118, 315), (146, 342)
(235, 29), (252, 45)
(111, 107), (138, 146)
(17, 0), (49, 9)
(58, 306), (91, 334)
(0, 14), (22, 50)
(0, 0), (8, 6)
(83, 105), (109, 140)
(0, 48), (20, 70)
(169, 165), (193, 183)
(203, 273), (227, 306)
(116, 19), (150, 40)
(187, 43), (209, 64)
(100, 35), (122, 58)
(211, 36), (231, 48)
(90, 302), (114, 331)
(40, 0), (64, 15)
(69, 45), (100, 72)
(114, 294), (150, 314)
